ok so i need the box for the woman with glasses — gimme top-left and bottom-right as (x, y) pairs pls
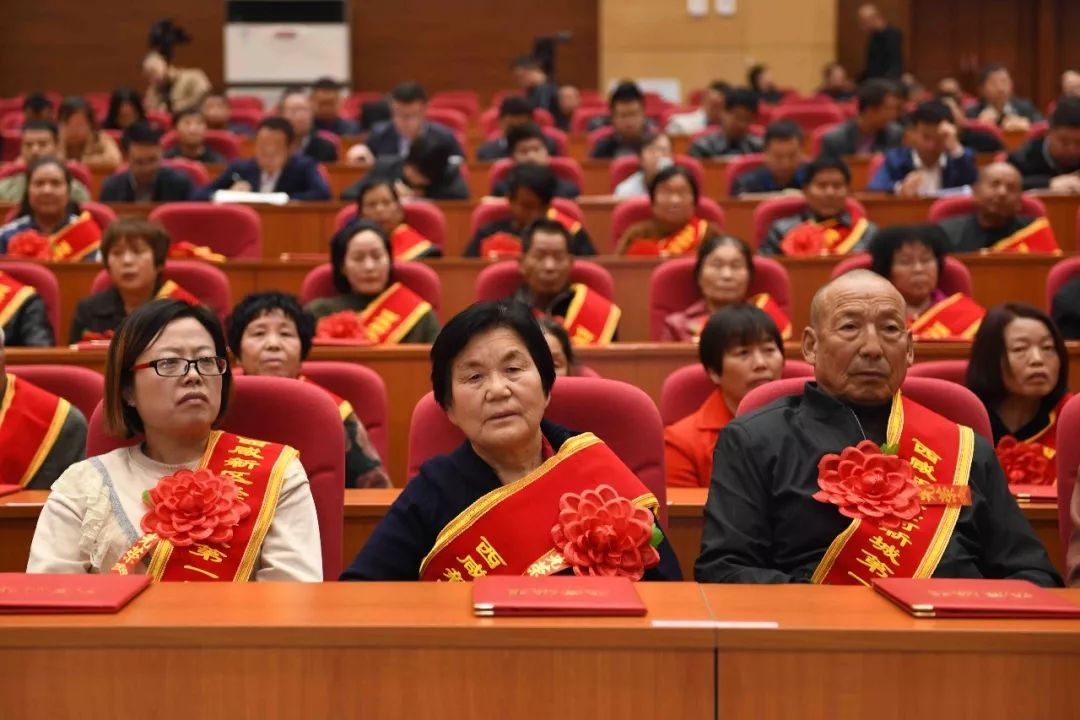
(27, 299), (322, 581)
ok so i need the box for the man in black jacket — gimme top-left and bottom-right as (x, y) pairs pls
(361, 82), (464, 161)
(280, 88), (339, 163)
(858, 4), (903, 82)
(341, 134), (468, 201)
(1008, 98), (1080, 192)
(100, 122), (194, 203)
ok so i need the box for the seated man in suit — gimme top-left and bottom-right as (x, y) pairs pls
(695, 269), (1062, 587)
(352, 82), (464, 165)
(666, 81), (730, 137)
(476, 96), (558, 162)
(0, 120), (91, 202)
(310, 77), (360, 136)
(491, 123), (579, 199)
(196, 117), (332, 201)
(341, 133), (468, 201)
(730, 121), (806, 195)
(506, 217), (619, 346)
(512, 54), (560, 120)
(164, 109), (226, 164)
(936, 162), (1058, 253)
(867, 101), (977, 197)
(0, 327), (87, 488)
(966, 63), (1043, 131)
(280, 87), (339, 163)
(688, 88), (765, 159)
(589, 81), (650, 159)
(100, 122), (194, 203)
(820, 79), (903, 156)
(1008, 98), (1080, 192)
(760, 156), (876, 256)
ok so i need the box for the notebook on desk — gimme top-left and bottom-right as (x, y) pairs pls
(473, 575), (646, 617)
(873, 578), (1080, 619)
(0, 574), (151, 614)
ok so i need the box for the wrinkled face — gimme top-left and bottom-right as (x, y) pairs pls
(723, 106), (755, 139)
(520, 230), (572, 298)
(392, 100), (425, 141)
(640, 134), (673, 175)
(889, 240), (938, 308)
(281, 94), (313, 137)
(20, 129), (57, 163)
(254, 127), (289, 176)
(652, 173), (695, 226)
(697, 243), (750, 307)
(176, 114), (207, 146)
(701, 89), (726, 124)
(715, 338), (784, 408)
(343, 229), (390, 296)
(239, 309), (303, 379)
(27, 164), (69, 218)
(764, 137), (802, 184)
(511, 138), (549, 166)
(982, 69), (1013, 105)
(1048, 127), (1080, 168)
(128, 143), (162, 187)
(974, 164), (1022, 221)
(544, 330), (569, 377)
(106, 236), (158, 296)
(359, 184), (403, 231)
(910, 121), (945, 159)
(311, 88), (340, 120)
(445, 327), (550, 456)
(1002, 317), (1060, 401)
(611, 100), (646, 139)
(62, 110), (91, 145)
(508, 187), (546, 227)
(804, 168), (849, 218)
(201, 97), (230, 127)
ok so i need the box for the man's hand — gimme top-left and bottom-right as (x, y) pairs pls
(896, 171), (924, 198)
(345, 144), (374, 167)
(1048, 173), (1080, 194)
(229, 180), (252, 192)
(939, 121), (962, 154)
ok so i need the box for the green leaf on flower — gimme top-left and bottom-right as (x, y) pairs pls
(879, 443), (899, 455)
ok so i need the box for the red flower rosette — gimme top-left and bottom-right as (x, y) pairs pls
(550, 484), (660, 580)
(140, 468), (251, 547)
(314, 311), (374, 344)
(779, 222), (827, 257)
(168, 240), (226, 263)
(995, 436), (1054, 486)
(812, 440), (921, 529)
(6, 230), (52, 260)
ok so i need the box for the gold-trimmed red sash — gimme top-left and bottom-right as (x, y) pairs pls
(910, 293), (986, 340)
(392, 224), (435, 260)
(547, 207), (582, 236)
(748, 292), (792, 340)
(479, 231), (523, 259)
(418, 433), (659, 582)
(561, 283), (620, 346)
(155, 279), (200, 306)
(298, 375), (354, 421)
(624, 217), (708, 257)
(146, 431), (295, 582)
(49, 212), (101, 262)
(0, 374), (70, 487)
(812, 393), (975, 585)
(0, 272), (37, 328)
(356, 282), (431, 345)
(989, 217), (1060, 254)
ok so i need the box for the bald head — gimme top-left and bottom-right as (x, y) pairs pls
(810, 269), (903, 330)
(1063, 70), (1080, 99)
(974, 161), (1023, 225)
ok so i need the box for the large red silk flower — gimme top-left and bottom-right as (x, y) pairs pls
(812, 440), (921, 529)
(550, 484), (660, 580)
(141, 469), (251, 547)
(7, 230), (52, 260)
(995, 436), (1054, 486)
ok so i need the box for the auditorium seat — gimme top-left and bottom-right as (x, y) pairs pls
(809, 122), (844, 156)
(5, 199), (120, 231)
(830, 253), (974, 297)
(724, 154), (766, 195)
(647, 256), (791, 340)
(1056, 394), (1080, 569)
(488, 157), (584, 194)
(928, 194), (1047, 222)
(300, 360), (389, 461)
(407, 376), (669, 525)
(113, 158), (210, 187)
(585, 126), (616, 155)
(738, 376), (993, 441)
(907, 360), (969, 385)
(960, 119), (1006, 145)
(474, 260), (615, 302)
(0, 159), (89, 191)
(752, 195), (868, 248)
(333, 203), (447, 252)
(89, 260), (232, 322)
(430, 91), (480, 119)
(610, 197), (726, 250)
(608, 154), (706, 194)
(468, 198), (584, 239)
(161, 129), (241, 161)
(659, 360), (814, 426)
(425, 107), (468, 135)
(768, 104), (846, 133)
(300, 261), (442, 313)
(86, 375), (345, 580)
(227, 95), (265, 111)
(145, 110), (172, 131)
(478, 107), (554, 136)
(316, 130), (343, 158)
(148, 203), (262, 259)
(8, 364), (103, 420)
(570, 107), (609, 135)
(0, 261), (60, 333)
(228, 107), (265, 134)
(1046, 256), (1080, 309)
(342, 91), (387, 118)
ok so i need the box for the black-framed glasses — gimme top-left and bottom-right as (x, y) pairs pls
(131, 356), (228, 377)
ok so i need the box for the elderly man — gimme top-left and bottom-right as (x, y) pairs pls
(0, 327), (87, 487)
(1008, 98), (1080, 192)
(937, 163), (1058, 253)
(695, 270), (1061, 586)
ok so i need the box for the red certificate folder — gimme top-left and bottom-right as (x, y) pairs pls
(472, 575), (647, 617)
(873, 578), (1080, 619)
(0, 574), (151, 614)
(0, 485), (21, 498)
(1009, 483), (1058, 502)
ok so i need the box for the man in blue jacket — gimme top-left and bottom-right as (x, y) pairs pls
(867, 101), (977, 198)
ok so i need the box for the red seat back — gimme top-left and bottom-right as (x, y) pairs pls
(424, 107), (468, 134)
(113, 158), (210, 187)
(160, 130), (241, 161)
(809, 121), (845, 156)
(228, 108), (265, 133)
(570, 107), (609, 135)
(659, 361), (814, 426)
(1056, 394), (1080, 571)
(89, 260), (233, 323)
(487, 157), (584, 193)
(8, 365), (103, 420)
(300, 360), (389, 461)
(610, 197), (726, 250)
(724, 153), (766, 195)
(928, 195), (1047, 222)
(148, 203), (263, 259)
(751, 196), (868, 248)
(299, 262), (442, 313)
(1047, 256), (1080, 310)
(607, 154), (706, 193)
(907, 360), (969, 385)
(0, 261), (60, 334)
(467, 198), (584, 239)
(830, 253), (974, 297)
(332, 203), (447, 251)
(474, 260), (615, 302)
(769, 104), (846, 132)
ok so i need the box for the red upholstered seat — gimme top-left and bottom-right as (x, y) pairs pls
(585, 125), (615, 155)
(406, 376), (669, 526)
(927, 195), (1047, 222)
(648, 256), (791, 341)
(768, 104), (847, 132)
(425, 107), (468, 134)
(830, 253), (974, 297)
(478, 107), (555, 136)
(866, 153), (885, 188)
(570, 107), (609, 135)
(724, 154), (766, 195)
(488, 157), (585, 194)
(608, 154), (706, 193)
(809, 122), (845, 155)
(227, 95), (265, 111)
(8, 364), (103, 420)
(1056, 394), (1080, 570)
(315, 130), (343, 158)
(467, 198), (584, 239)
(148, 203), (262, 259)
(299, 261), (442, 313)
(300, 360), (389, 462)
(0, 261), (60, 334)
(751, 195), (868, 248)
(228, 107), (265, 133)
(113, 158), (210, 187)
(160, 129), (241, 161)
(4, 200), (115, 230)
(332, 202), (447, 251)
(907, 360), (969, 385)
(474, 260), (615, 302)
(737, 376), (993, 441)
(960, 119), (1006, 145)
(610, 197), (726, 250)
(85, 375), (345, 580)
(430, 91), (480, 119)
(89, 260), (232, 323)
(1046, 256), (1080, 310)
(659, 360), (814, 426)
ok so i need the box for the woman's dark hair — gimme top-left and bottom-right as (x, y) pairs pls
(101, 217), (171, 270)
(103, 88), (147, 130)
(329, 219), (394, 294)
(104, 299), (232, 438)
(356, 178), (402, 216)
(693, 234), (755, 289)
(699, 304), (783, 377)
(430, 301), (556, 410)
(227, 291), (315, 363)
(537, 316), (577, 374)
(17, 157), (77, 218)
(868, 223), (947, 282)
(965, 303), (1069, 411)
(57, 96), (100, 131)
(648, 164), (700, 206)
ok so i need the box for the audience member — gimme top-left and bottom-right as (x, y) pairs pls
(589, 82), (649, 159)
(867, 101), (976, 196)
(614, 133), (673, 199)
(538, 317), (581, 376)
(688, 88), (764, 159)
(748, 64), (783, 104)
(511, 55), (559, 119)
(555, 85), (581, 131)
(354, 179), (441, 259)
(817, 62), (856, 101)
(1008, 98), (1080, 191)
(165, 109), (226, 164)
(491, 123), (579, 199)
(0, 270), (54, 346)
(21, 93), (55, 123)
(0, 121), (91, 202)
(343, 134), (468, 201)
(618, 165), (722, 256)
(101, 88), (147, 132)
(819, 79), (903, 156)
(666, 81), (730, 136)
(0, 157), (101, 261)
(1061, 70), (1080, 100)
(100, 122), (194, 203)
(937, 91), (1006, 153)
(199, 89), (254, 137)
(967, 64), (1043, 130)
(57, 96), (121, 172)
(310, 77), (360, 136)
(730, 121), (806, 195)
(359, 82), (464, 163)
(141, 22), (212, 113)
(476, 97), (558, 161)
(858, 4), (904, 81)
(280, 88), (339, 163)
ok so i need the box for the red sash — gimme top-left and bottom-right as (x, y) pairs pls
(909, 293), (986, 340)
(145, 431), (295, 582)
(624, 217), (709, 257)
(0, 272), (37, 328)
(989, 218), (1060, 254)
(49, 212), (101, 262)
(167, 241), (226, 263)
(547, 207), (581, 235)
(392, 224), (435, 260)
(155, 279), (200, 305)
(779, 217), (870, 256)
(812, 393), (975, 585)
(298, 375), (354, 421)
(418, 433), (659, 581)
(479, 232), (523, 259)
(357, 282), (432, 345)
(561, 284), (620, 346)
(748, 292), (792, 340)
(0, 374), (71, 486)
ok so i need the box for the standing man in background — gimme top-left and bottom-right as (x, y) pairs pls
(858, 4), (904, 82)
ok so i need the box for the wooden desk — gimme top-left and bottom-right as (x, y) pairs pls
(0, 582), (716, 720)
